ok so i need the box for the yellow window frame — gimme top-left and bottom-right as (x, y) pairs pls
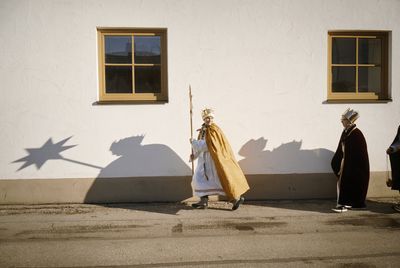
(327, 31), (389, 102)
(97, 28), (168, 103)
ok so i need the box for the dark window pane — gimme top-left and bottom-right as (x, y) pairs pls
(134, 36), (161, 64)
(359, 38), (381, 64)
(332, 66), (356, 92)
(105, 36), (132, 64)
(135, 66), (161, 93)
(332, 38), (356, 64)
(105, 66), (132, 93)
(359, 66), (381, 94)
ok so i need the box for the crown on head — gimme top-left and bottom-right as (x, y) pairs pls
(342, 108), (359, 123)
(201, 108), (215, 120)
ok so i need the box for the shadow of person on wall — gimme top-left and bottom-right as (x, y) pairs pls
(238, 137), (337, 208)
(238, 137), (334, 174)
(84, 135), (193, 215)
(12, 135), (193, 215)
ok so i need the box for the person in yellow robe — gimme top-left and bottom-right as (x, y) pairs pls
(190, 108), (250, 210)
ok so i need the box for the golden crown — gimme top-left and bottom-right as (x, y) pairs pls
(201, 108), (215, 120)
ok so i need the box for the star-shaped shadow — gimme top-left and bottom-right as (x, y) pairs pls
(13, 137), (77, 171)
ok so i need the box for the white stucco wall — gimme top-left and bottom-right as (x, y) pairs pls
(0, 0), (399, 180)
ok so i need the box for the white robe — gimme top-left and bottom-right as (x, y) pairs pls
(191, 139), (225, 197)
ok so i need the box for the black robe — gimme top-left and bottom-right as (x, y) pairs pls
(331, 124), (370, 208)
(388, 125), (400, 191)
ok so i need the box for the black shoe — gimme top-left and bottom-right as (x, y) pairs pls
(191, 196), (208, 209)
(191, 203), (207, 209)
(393, 204), (400, 213)
(332, 206), (348, 213)
(351, 206), (366, 211)
(232, 197), (244, 211)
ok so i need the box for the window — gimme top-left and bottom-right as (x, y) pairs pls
(97, 28), (168, 102)
(328, 31), (390, 101)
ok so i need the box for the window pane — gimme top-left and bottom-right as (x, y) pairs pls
(359, 38), (381, 64)
(359, 66), (381, 94)
(332, 66), (356, 92)
(105, 36), (132, 64)
(135, 66), (161, 93)
(134, 36), (161, 64)
(332, 38), (356, 64)
(105, 66), (133, 93)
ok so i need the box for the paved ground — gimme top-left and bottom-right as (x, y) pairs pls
(0, 198), (400, 267)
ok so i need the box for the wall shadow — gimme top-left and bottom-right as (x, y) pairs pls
(12, 135), (193, 214)
(84, 135), (193, 214)
(238, 138), (334, 174)
(238, 138), (337, 201)
(96, 135), (190, 178)
(11, 135), (348, 214)
(11, 136), (102, 171)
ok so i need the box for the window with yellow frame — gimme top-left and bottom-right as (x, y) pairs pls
(97, 28), (168, 103)
(328, 31), (390, 102)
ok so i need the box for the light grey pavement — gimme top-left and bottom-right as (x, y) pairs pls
(1, 198), (400, 267)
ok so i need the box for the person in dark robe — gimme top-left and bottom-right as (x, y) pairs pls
(386, 125), (400, 212)
(331, 108), (370, 212)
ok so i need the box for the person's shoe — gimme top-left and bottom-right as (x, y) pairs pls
(191, 203), (207, 209)
(334, 204), (352, 209)
(192, 196), (208, 209)
(351, 206), (366, 211)
(332, 206), (348, 213)
(393, 204), (400, 213)
(232, 196), (244, 211)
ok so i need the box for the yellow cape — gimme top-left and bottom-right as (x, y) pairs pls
(205, 123), (250, 200)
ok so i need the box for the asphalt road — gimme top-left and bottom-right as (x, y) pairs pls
(1, 198), (399, 267)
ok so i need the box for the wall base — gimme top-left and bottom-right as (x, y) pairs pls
(0, 172), (397, 204)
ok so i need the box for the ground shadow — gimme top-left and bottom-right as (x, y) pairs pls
(84, 135), (193, 215)
(363, 199), (400, 214)
(100, 202), (194, 215)
(244, 199), (399, 215)
(245, 199), (337, 214)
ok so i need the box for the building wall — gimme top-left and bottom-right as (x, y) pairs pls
(0, 0), (399, 203)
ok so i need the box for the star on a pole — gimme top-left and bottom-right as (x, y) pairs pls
(13, 137), (77, 171)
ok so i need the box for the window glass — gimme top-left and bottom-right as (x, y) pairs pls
(134, 36), (161, 64)
(332, 38), (356, 64)
(359, 66), (381, 94)
(134, 66), (161, 93)
(332, 66), (356, 92)
(358, 38), (381, 65)
(105, 66), (133, 93)
(105, 36), (132, 64)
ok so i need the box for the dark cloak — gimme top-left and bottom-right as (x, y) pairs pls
(331, 124), (370, 208)
(388, 125), (400, 191)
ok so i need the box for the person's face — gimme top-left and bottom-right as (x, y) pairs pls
(341, 117), (351, 128)
(203, 116), (214, 126)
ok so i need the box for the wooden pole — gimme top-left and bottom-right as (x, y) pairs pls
(189, 85), (194, 175)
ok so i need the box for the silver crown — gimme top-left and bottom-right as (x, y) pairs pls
(342, 108), (359, 123)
